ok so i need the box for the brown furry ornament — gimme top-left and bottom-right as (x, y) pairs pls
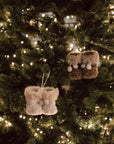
(66, 50), (99, 80)
(66, 52), (82, 80)
(81, 51), (99, 79)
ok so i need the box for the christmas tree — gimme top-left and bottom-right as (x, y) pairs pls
(0, 0), (114, 144)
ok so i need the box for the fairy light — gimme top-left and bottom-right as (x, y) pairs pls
(34, 133), (38, 136)
(6, 55), (9, 58)
(0, 23), (3, 27)
(88, 124), (93, 129)
(105, 117), (108, 120)
(30, 62), (33, 66)
(71, 15), (74, 18)
(54, 18), (57, 22)
(61, 135), (64, 139)
(11, 62), (15, 66)
(27, 8), (30, 11)
(36, 48), (40, 50)
(66, 16), (70, 19)
(26, 34), (29, 38)
(42, 13), (45, 17)
(109, 118), (112, 121)
(29, 118), (32, 121)
(50, 126), (53, 129)
(43, 58), (47, 62)
(103, 55), (106, 59)
(79, 127), (82, 130)
(23, 116), (26, 119)
(0, 117), (4, 121)
(110, 85), (112, 88)
(66, 131), (69, 136)
(37, 128), (40, 131)
(21, 63), (24, 67)
(40, 131), (43, 134)
(62, 141), (64, 143)
(34, 41), (37, 45)
(39, 23), (42, 27)
(21, 41), (24, 44)
(23, 50), (26, 54)
(13, 54), (16, 58)
(35, 118), (38, 121)
(50, 45), (53, 49)
(74, 25), (77, 29)
(45, 28), (48, 31)
(19, 115), (23, 118)
(58, 141), (60, 143)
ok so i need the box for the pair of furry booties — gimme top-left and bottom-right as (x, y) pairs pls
(66, 50), (99, 80)
(24, 86), (59, 115)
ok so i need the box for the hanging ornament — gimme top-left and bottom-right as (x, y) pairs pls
(66, 52), (82, 80)
(81, 51), (99, 79)
(66, 50), (99, 80)
(24, 72), (59, 115)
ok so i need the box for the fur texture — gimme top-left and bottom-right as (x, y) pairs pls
(24, 86), (59, 115)
(66, 50), (99, 80)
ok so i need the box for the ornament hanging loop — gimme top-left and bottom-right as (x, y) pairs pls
(41, 71), (50, 87)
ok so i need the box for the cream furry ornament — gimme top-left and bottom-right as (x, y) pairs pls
(66, 52), (82, 80)
(24, 72), (59, 115)
(66, 50), (99, 80)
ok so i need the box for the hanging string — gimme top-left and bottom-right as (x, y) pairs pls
(41, 71), (50, 87)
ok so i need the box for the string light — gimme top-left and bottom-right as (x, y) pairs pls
(30, 62), (33, 66)
(34, 133), (38, 136)
(43, 58), (47, 62)
(40, 131), (43, 134)
(105, 117), (108, 120)
(66, 16), (70, 19)
(0, 117), (4, 121)
(36, 48), (40, 50)
(42, 13), (45, 17)
(23, 116), (26, 119)
(11, 62), (15, 66)
(6, 55), (9, 58)
(37, 128), (40, 131)
(21, 41), (24, 44)
(27, 8), (30, 11)
(26, 34), (29, 38)
(74, 25), (77, 29)
(79, 127), (82, 130)
(45, 28), (48, 31)
(61, 135), (64, 139)
(49, 45), (53, 49)
(70, 43), (73, 48)
(66, 131), (69, 136)
(103, 55), (106, 59)
(13, 54), (16, 58)
(54, 18), (57, 22)
(19, 115), (23, 118)
(88, 124), (93, 129)
(109, 85), (112, 88)
(0, 23), (3, 27)
(109, 118), (112, 121)
(35, 118), (38, 121)
(34, 41), (37, 45)
(29, 118), (32, 121)
(50, 126), (54, 129)
(23, 50), (27, 54)
(21, 63), (24, 67)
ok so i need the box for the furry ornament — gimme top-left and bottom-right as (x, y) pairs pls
(66, 50), (99, 80)
(66, 52), (82, 80)
(24, 86), (59, 115)
(81, 51), (99, 79)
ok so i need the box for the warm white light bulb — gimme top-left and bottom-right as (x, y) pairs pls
(103, 55), (106, 59)
(42, 13), (45, 17)
(11, 62), (15, 66)
(26, 34), (29, 37)
(66, 16), (70, 19)
(109, 118), (112, 121)
(37, 128), (40, 131)
(7, 55), (9, 58)
(40, 131), (43, 134)
(34, 133), (38, 136)
(50, 126), (53, 129)
(45, 28), (48, 31)
(34, 41), (37, 45)
(61, 136), (63, 139)
(21, 41), (24, 44)
(19, 115), (23, 118)
(66, 131), (69, 135)
(23, 116), (26, 119)
(105, 117), (107, 120)
(0, 23), (3, 27)
(13, 54), (16, 58)
(70, 43), (73, 48)
(21, 63), (24, 67)
(23, 50), (26, 54)
(29, 118), (32, 121)
(80, 127), (82, 130)
(30, 62), (33, 66)
(35, 118), (38, 121)
(75, 25), (77, 29)
(54, 18), (57, 22)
